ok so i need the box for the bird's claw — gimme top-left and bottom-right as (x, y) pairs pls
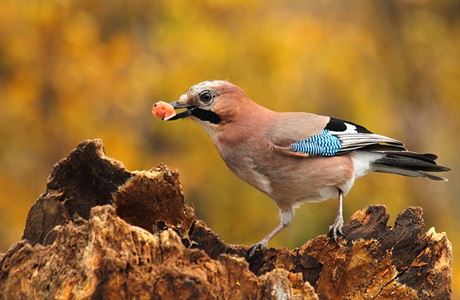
(248, 240), (268, 258)
(328, 217), (344, 243)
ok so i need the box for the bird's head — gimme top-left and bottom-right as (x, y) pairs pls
(166, 80), (248, 126)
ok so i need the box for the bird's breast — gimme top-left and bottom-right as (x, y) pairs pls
(215, 141), (273, 195)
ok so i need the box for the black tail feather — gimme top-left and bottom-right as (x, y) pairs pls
(375, 154), (449, 172)
(372, 151), (450, 181)
(377, 151), (439, 164)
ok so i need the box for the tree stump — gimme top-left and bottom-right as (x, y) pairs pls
(0, 140), (452, 299)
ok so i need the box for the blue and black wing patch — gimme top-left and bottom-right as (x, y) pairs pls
(289, 130), (341, 156)
(285, 118), (406, 157)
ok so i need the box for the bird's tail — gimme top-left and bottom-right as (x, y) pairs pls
(372, 151), (450, 181)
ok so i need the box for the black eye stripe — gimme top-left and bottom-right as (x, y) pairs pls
(191, 108), (221, 124)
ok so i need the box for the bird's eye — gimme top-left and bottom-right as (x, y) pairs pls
(199, 91), (214, 103)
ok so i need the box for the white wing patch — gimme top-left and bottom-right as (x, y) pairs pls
(329, 123), (358, 134)
(326, 118), (406, 154)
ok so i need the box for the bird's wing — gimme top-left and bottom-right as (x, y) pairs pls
(272, 117), (406, 158)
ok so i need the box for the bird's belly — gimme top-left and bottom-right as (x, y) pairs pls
(259, 154), (355, 207)
(215, 140), (355, 209)
(293, 186), (340, 204)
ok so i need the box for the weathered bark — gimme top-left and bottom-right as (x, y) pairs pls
(0, 139), (452, 299)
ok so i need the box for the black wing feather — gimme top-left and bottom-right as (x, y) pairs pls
(323, 117), (406, 155)
(326, 117), (372, 133)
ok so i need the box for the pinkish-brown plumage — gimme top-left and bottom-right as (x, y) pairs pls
(156, 80), (449, 256)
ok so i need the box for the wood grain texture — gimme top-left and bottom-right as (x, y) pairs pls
(0, 140), (451, 299)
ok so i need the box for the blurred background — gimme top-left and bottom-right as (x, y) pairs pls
(0, 0), (458, 294)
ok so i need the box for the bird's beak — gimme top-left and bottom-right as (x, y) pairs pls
(167, 101), (195, 120)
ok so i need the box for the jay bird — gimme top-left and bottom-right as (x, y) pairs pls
(155, 80), (449, 256)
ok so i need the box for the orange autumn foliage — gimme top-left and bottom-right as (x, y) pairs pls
(0, 0), (458, 296)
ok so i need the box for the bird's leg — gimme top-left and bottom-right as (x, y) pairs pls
(248, 209), (293, 257)
(328, 190), (344, 242)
